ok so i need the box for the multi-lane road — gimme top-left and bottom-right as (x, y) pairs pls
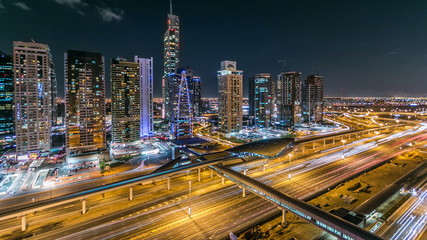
(5, 125), (423, 240)
(376, 181), (427, 240)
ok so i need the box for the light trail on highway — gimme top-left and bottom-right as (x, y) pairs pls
(376, 182), (427, 240)
(26, 126), (427, 240)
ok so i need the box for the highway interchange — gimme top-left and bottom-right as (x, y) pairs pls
(1, 114), (427, 239)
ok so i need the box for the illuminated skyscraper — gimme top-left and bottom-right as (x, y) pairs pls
(135, 56), (154, 137)
(249, 73), (273, 128)
(218, 61), (243, 133)
(65, 50), (106, 154)
(0, 51), (14, 142)
(277, 71), (302, 128)
(176, 67), (202, 117)
(303, 75), (324, 123)
(111, 58), (140, 144)
(171, 71), (192, 139)
(13, 41), (54, 155)
(163, 9), (180, 120)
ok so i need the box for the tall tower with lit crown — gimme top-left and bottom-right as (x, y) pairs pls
(163, 0), (180, 121)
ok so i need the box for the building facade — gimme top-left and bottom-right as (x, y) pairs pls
(0, 51), (14, 142)
(175, 67), (202, 117)
(218, 61), (243, 133)
(65, 50), (106, 154)
(303, 75), (324, 123)
(249, 73), (273, 128)
(135, 56), (154, 137)
(163, 13), (180, 120)
(277, 71), (302, 128)
(13, 41), (54, 155)
(111, 58), (140, 144)
(170, 69), (193, 139)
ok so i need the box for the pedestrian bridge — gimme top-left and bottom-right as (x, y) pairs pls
(211, 165), (383, 240)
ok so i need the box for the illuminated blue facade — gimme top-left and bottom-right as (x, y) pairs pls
(0, 51), (14, 142)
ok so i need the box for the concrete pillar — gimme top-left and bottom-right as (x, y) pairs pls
(221, 177), (225, 185)
(242, 187), (246, 198)
(129, 186), (134, 201)
(21, 215), (26, 232)
(197, 168), (201, 182)
(282, 209), (286, 224)
(302, 144), (305, 153)
(82, 199), (87, 214)
(323, 139), (326, 147)
(210, 169), (213, 178)
(333, 138), (335, 144)
(263, 165), (266, 172)
(244, 169), (247, 175)
(167, 177), (171, 190)
(313, 141), (315, 150)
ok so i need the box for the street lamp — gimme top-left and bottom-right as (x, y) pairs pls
(288, 154), (293, 179)
(188, 180), (192, 217)
(46, 181), (54, 199)
(341, 139), (346, 159)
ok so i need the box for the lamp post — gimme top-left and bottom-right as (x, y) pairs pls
(188, 180), (192, 217)
(46, 181), (54, 199)
(288, 153), (293, 179)
(341, 139), (346, 159)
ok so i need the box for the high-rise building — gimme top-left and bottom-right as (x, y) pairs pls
(176, 67), (202, 117)
(303, 75), (324, 123)
(163, 10), (180, 120)
(0, 51), (14, 142)
(135, 56), (154, 137)
(65, 50), (106, 154)
(249, 73), (273, 128)
(111, 58), (140, 144)
(277, 71), (302, 128)
(218, 61), (243, 133)
(13, 41), (54, 155)
(190, 75), (201, 117)
(171, 70), (193, 139)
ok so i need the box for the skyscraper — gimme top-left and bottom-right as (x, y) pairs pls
(176, 67), (202, 117)
(65, 50), (106, 154)
(191, 75), (202, 117)
(171, 70), (193, 139)
(13, 41), (54, 155)
(218, 61), (243, 133)
(303, 75), (324, 123)
(277, 71), (302, 128)
(135, 56), (154, 137)
(111, 58), (140, 144)
(249, 73), (273, 128)
(163, 9), (180, 120)
(0, 51), (14, 142)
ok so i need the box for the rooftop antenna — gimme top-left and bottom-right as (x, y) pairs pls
(170, 0), (173, 14)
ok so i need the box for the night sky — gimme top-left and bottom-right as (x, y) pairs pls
(1, 0), (427, 97)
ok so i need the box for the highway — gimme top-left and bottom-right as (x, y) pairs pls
(0, 148), (173, 211)
(376, 181), (427, 240)
(12, 125), (425, 240)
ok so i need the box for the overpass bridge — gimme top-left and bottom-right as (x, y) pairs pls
(211, 165), (384, 240)
(0, 123), (404, 233)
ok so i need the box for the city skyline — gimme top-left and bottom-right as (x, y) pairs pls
(1, 1), (427, 97)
